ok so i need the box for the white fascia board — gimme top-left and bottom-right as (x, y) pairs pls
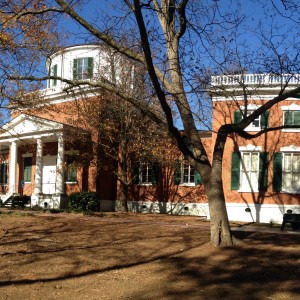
(280, 145), (300, 152)
(0, 131), (63, 144)
(281, 103), (300, 111)
(239, 145), (262, 151)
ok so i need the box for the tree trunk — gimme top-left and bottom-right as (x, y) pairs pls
(208, 162), (233, 246)
(208, 129), (234, 246)
(117, 140), (128, 212)
(118, 177), (128, 212)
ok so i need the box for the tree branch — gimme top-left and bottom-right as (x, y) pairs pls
(54, 0), (172, 91)
(9, 74), (167, 128)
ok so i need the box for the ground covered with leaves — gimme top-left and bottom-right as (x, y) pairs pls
(0, 210), (299, 300)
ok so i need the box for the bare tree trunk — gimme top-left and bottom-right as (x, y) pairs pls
(117, 139), (129, 212)
(208, 130), (233, 246)
(118, 170), (128, 212)
(208, 165), (233, 246)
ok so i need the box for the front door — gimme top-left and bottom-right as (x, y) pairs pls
(42, 155), (56, 194)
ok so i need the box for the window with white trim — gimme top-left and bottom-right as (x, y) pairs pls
(0, 162), (8, 185)
(234, 108), (268, 131)
(240, 152), (259, 191)
(65, 155), (77, 183)
(73, 57), (93, 80)
(284, 111), (300, 126)
(282, 152), (300, 192)
(231, 147), (268, 192)
(173, 160), (202, 186)
(140, 162), (153, 184)
(281, 104), (300, 132)
(246, 111), (260, 128)
(182, 162), (195, 184)
(23, 157), (32, 183)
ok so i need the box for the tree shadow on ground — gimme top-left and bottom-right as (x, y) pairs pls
(0, 213), (299, 299)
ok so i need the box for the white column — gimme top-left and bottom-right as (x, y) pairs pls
(56, 134), (64, 194)
(34, 138), (43, 194)
(9, 141), (18, 194)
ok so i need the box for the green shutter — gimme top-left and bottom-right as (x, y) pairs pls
(53, 64), (58, 86)
(132, 162), (140, 184)
(87, 57), (93, 79)
(194, 169), (202, 185)
(231, 152), (240, 190)
(258, 152), (268, 191)
(234, 110), (242, 124)
(173, 160), (181, 185)
(23, 157), (32, 182)
(284, 111), (292, 126)
(273, 152), (282, 192)
(261, 111), (269, 129)
(73, 59), (78, 80)
(0, 164), (4, 184)
(151, 162), (159, 184)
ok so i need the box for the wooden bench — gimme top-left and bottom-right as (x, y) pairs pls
(281, 213), (300, 230)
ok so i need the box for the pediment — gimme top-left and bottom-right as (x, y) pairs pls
(0, 114), (64, 139)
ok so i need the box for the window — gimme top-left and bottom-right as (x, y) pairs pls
(132, 162), (158, 185)
(65, 155), (77, 183)
(273, 150), (300, 193)
(50, 64), (58, 87)
(182, 162), (195, 184)
(23, 157), (32, 182)
(231, 150), (268, 192)
(174, 160), (202, 186)
(282, 104), (300, 132)
(234, 109), (269, 130)
(282, 153), (300, 192)
(73, 57), (93, 80)
(247, 111), (260, 128)
(140, 162), (153, 184)
(284, 111), (300, 126)
(240, 152), (259, 191)
(0, 163), (8, 185)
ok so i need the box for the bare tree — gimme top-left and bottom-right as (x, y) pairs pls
(2, 0), (300, 246)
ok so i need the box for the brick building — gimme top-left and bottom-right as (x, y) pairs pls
(0, 45), (299, 224)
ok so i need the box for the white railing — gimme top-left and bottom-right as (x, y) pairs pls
(211, 74), (300, 86)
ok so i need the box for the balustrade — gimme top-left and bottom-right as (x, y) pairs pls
(211, 74), (300, 86)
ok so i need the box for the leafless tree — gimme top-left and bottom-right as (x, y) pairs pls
(2, 0), (300, 246)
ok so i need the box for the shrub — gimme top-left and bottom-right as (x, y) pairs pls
(68, 192), (100, 212)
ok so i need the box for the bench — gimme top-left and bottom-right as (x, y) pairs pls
(281, 213), (300, 230)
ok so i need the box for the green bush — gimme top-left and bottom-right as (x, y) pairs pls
(68, 192), (100, 212)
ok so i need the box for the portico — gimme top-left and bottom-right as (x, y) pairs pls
(0, 114), (80, 208)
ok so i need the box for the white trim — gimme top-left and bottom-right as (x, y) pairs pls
(240, 104), (261, 110)
(281, 103), (300, 111)
(124, 200), (300, 224)
(179, 183), (196, 187)
(280, 145), (300, 152)
(239, 145), (262, 151)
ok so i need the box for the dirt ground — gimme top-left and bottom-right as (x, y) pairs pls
(0, 210), (299, 300)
